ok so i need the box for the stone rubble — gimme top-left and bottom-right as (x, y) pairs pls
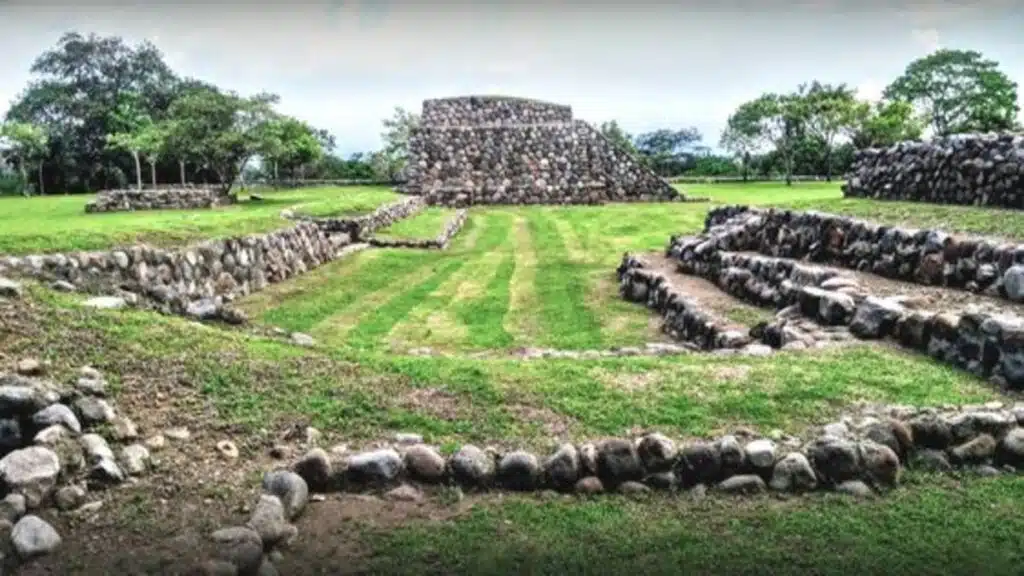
(842, 134), (1024, 208)
(85, 185), (236, 214)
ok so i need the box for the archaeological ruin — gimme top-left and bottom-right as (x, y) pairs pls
(842, 133), (1024, 208)
(399, 96), (683, 206)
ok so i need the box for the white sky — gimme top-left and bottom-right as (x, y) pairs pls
(1, 0), (1022, 155)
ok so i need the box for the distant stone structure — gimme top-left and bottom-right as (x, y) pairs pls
(85, 185), (235, 213)
(843, 133), (1024, 208)
(401, 96), (682, 206)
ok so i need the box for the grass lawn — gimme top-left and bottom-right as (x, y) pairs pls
(0, 185), (399, 255)
(5, 180), (1024, 574)
(375, 207), (457, 239)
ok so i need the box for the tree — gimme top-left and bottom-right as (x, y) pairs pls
(883, 48), (1019, 136)
(719, 124), (758, 182)
(164, 87), (280, 192)
(259, 116), (324, 180)
(849, 100), (925, 149)
(380, 106), (420, 170)
(599, 121), (637, 154)
(633, 127), (703, 176)
(723, 93), (804, 185)
(0, 121), (49, 195)
(793, 81), (859, 181)
(136, 123), (169, 186)
(5, 32), (178, 192)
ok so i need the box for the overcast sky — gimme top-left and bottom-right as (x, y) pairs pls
(1, 0), (1022, 156)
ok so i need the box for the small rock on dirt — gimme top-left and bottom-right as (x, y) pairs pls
(403, 444), (446, 483)
(574, 476), (604, 495)
(717, 474), (767, 494)
(385, 484), (423, 502)
(449, 445), (495, 487)
(15, 359), (42, 376)
(217, 440), (240, 460)
(111, 416), (139, 441)
(210, 526), (264, 575)
(164, 427), (191, 442)
(82, 296), (126, 309)
(836, 480), (875, 498)
(0, 277), (23, 299)
(289, 333), (315, 347)
(73, 396), (115, 425)
(262, 470), (309, 520)
(12, 514), (61, 558)
(31, 404), (82, 434)
(0, 446), (60, 508)
(55, 485), (87, 510)
(120, 444), (151, 475)
(144, 434), (167, 451)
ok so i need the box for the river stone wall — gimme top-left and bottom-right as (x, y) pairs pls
(402, 96), (681, 206)
(701, 205), (1024, 303)
(421, 95), (573, 126)
(2, 221), (346, 322)
(369, 209), (469, 249)
(85, 186), (235, 213)
(842, 134), (1024, 208)
(644, 207), (1024, 389)
(301, 196), (426, 241)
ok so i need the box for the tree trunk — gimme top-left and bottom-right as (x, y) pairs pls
(273, 161), (279, 181)
(825, 146), (833, 182)
(785, 152), (793, 187)
(150, 160), (157, 187)
(18, 159), (28, 197)
(179, 160), (186, 185)
(132, 150), (142, 191)
(37, 163), (45, 195)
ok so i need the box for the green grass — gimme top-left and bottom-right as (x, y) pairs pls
(0, 185), (399, 254)
(375, 207), (456, 239)
(9, 180), (1024, 574)
(357, 475), (1024, 576)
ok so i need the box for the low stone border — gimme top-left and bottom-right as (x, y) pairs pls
(298, 196), (426, 242)
(85, 186), (235, 214)
(702, 205), (1024, 304)
(368, 209), (469, 250)
(659, 210), (1024, 389)
(0, 362), (155, 566)
(276, 401), (1024, 502)
(616, 254), (764, 353)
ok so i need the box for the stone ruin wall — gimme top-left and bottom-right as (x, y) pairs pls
(1, 198), (427, 322)
(842, 133), (1024, 208)
(402, 96), (681, 206)
(627, 204), (1024, 389)
(85, 185), (236, 213)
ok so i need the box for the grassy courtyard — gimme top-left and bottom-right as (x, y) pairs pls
(4, 181), (1024, 574)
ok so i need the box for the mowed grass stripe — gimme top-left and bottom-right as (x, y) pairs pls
(453, 251), (516, 349)
(241, 250), (387, 332)
(385, 212), (508, 351)
(545, 209), (654, 347)
(346, 256), (469, 350)
(308, 250), (448, 344)
(504, 215), (541, 345)
(528, 210), (605, 349)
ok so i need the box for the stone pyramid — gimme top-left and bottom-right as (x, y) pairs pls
(400, 96), (683, 206)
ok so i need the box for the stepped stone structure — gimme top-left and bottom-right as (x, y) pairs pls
(843, 133), (1024, 208)
(85, 185), (235, 213)
(400, 95), (682, 206)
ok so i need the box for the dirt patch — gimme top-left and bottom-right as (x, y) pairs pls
(504, 403), (576, 437)
(395, 387), (469, 421)
(709, 364), (753, 382)
(635, 253), (774, 332)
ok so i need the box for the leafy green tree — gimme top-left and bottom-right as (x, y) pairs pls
(719, 124), (758, 182)
(599, 121), (638, 154)
(723, 93), (803, 185)
(5, 32), (178, 192)
(883, 48), (1019, 135)
(165, 87), (279, 191)
(259, 116), (324, 180)
(633, 128), (703, 176)
(849, 100), (925, 148)
(0, 121), (49, 195)
(793, 82), (859, 181)
(380, 106), (420, 172)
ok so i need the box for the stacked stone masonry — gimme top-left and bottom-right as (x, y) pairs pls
(369, 209), (469, 249)
(303, 196), (426, 241)
(842, 133), (1024, 208)
(278, 402), (1024, 505)
(618, 204), (1024, 389)
(85, 186), (235, 213)
(0, 362), (153, 566)
(0, 196), (433, 325)
(402, 96), (681, 206)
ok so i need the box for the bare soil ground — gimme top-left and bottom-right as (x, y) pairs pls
(634, 253), (776, 330)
